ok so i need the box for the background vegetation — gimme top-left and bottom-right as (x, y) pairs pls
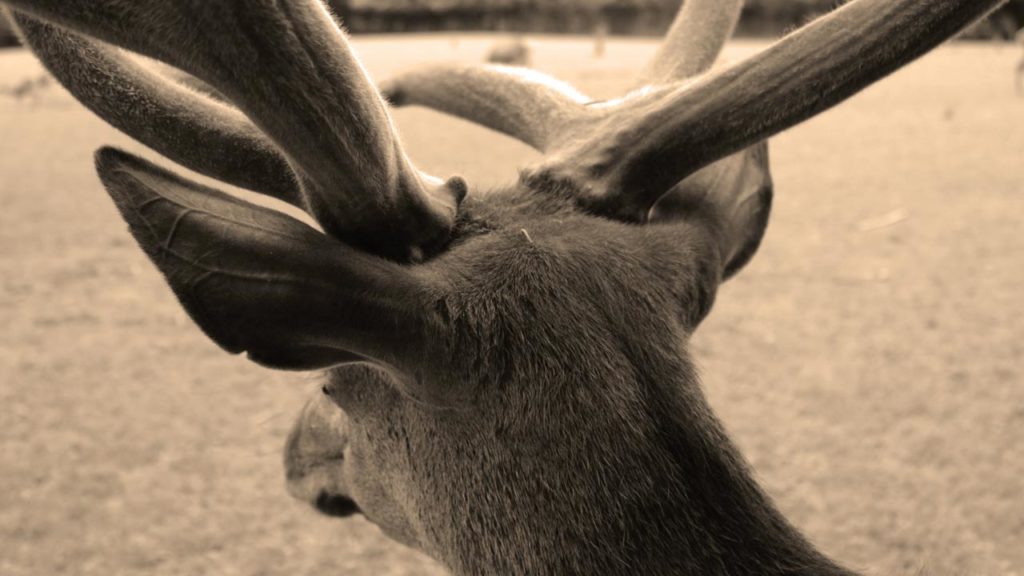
(2, 0), (1024, 46)
(328, 0), (1024, 37)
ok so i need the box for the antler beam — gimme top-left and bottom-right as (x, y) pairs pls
(530, 0), (1008, 222)
(10, 14), (302, 207)
(4, 0), (463, 259)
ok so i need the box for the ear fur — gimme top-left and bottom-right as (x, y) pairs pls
(651, 142), (773, 281)
(94, 147), (440, 371)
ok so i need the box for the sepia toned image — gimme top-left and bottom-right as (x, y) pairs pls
(1, 1), (1021, 575)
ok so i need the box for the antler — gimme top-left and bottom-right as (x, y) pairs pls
(626, 0), (769, 279)
(378, 0), (745, 152)
(377, 0), (1001, 275)
(636, 0), (745, 85)
(4, 0), (464, 259)
(379, 64), (592, 152)
(377, 0), (767, 277)
(9, 14), (301, 206)
(530, 0), (1008, 222)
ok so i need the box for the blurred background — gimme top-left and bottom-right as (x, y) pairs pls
(1, 2), (1022, 576)
(2, 0), (1024, 43)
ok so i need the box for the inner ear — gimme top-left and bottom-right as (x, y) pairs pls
(94, 147), (444, 373)
(650, 142), (773, 281)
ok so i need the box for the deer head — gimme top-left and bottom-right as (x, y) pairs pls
(4, 0), (1005, 574)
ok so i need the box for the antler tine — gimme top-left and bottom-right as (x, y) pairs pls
(380, 64), (594, 152)
(635, 0), (745, 86)
(376, 0), (742, 157)
(4, 0), (462, 259)
(9, 12), (301, 207)
(625, 0), (769, 280)
(529, 0), (1007, 223)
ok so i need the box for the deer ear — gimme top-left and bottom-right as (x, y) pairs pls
(94, 147), (441, 372)
(650, 142), (772, 281)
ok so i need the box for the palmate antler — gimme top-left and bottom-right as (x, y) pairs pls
(5, 0), (465, 260)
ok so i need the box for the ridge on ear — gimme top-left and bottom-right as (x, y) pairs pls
(94, 147), (444, 372)
(651, 142), (773, 281)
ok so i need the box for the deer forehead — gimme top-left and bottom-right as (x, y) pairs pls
(417, 195), (684, 341)
(438, 188), (693, 306)
(325, 191), (696, 422)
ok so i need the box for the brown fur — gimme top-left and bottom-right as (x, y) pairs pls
(8, 11), (299, 204)
(289, 184), (853, 575)
(3, 0), (1004, 574)
(6, 0), (461, 258)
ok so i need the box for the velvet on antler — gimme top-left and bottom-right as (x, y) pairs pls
(380, 64), (592, 152)
(5, 0), (464, 260)
(529, 0), (1006, 223)
(11, 15), (302, 206)
(380, 0), (769, 277)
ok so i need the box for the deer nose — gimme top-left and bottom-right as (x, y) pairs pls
(314, 491), (361, 518)
(283, 395), (353, 509)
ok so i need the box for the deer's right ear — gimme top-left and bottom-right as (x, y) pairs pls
(95, 147), (445, 373)
(651, 142), (773, 281)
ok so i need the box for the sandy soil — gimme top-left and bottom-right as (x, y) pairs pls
(1, 36), (1022, 576)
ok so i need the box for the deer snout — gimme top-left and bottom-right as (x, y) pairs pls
(284, 393), (359, 517)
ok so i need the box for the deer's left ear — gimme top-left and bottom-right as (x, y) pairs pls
(651, 142), (773, 280)
(95, 147), (446, 374)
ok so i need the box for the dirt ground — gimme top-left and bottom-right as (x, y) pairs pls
(1, 35), (1022, 576)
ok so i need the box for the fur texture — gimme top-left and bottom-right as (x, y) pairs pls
(288, 184), (853, 575)
(4, 0), (1003, 573)
(379, 0), (773, 276)
(380, 63), (590, 151)
(524, 0), (1008, 223)
(6, 0), (460, 258)
(9, 11), (299, 204)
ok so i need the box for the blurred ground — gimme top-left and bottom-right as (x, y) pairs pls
(1, 35), (1022, 576)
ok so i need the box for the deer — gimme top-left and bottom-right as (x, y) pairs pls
(485, 34), (531, 66)
(2, 0), (1007, 574)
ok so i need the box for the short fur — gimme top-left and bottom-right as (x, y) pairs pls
(6, 0), (462, 258)
(9, 12), (300, 204)
(295, 186), (854, 574)
(4, 0), (1005, 574)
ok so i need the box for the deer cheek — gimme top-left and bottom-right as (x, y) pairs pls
(341, 431), (424, 548)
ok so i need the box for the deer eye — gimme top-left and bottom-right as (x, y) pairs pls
(320, 378), (355, 412)
(321, 378), (355, 412)
(321, 365), (398, 418)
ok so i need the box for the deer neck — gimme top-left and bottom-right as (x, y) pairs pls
(434, 363), (860, 576)
(625, 379), (860, 576)
(492, 375), (860, 575)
